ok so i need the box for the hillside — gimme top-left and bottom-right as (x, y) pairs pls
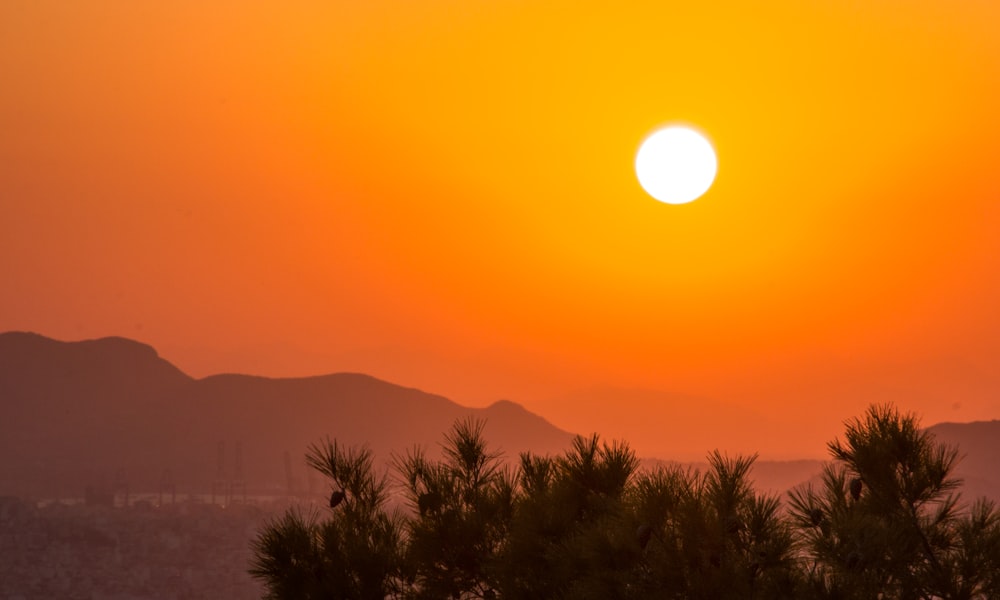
(926, 420), (1000, 503)
(744, 421), (1000, 502)
(2, 332), (997, 504)
(0, 332), (574, 498)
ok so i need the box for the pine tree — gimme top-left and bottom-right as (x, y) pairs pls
(250, 405), (1000, 599)
(788, 404), (1000, 599)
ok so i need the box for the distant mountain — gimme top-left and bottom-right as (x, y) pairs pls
(3, 332), (997, 504)
(926, 420), (1000, 503)
(541, 385), (776, 461)
(743, 421), (1000, 503)
(0, 332), (575, 499)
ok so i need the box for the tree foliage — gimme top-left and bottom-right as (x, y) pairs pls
(251, 407), (1000, 599)
(787, 404), (1000, 599)
(249, 441), (404, 599)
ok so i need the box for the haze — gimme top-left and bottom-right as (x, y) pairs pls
(3, 0), (1000, 460)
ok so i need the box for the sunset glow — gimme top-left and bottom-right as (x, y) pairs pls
(3, 0), (1000, 460)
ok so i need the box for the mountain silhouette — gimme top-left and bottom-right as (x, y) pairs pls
(926, 420), (1000, 502)
(2, 332), (998, 503)
(754, 421), (1000, 503)
(0, 332), (574, 498)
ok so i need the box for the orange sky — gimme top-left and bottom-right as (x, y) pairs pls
(3, 0), (1000, 460)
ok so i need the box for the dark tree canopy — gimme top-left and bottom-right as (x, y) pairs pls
(787, 404), (1000, 599)
(251, 407), (1000, 599)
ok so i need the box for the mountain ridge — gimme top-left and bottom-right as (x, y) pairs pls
(0, 332), (575, 498)
(2, 332), (998, 504)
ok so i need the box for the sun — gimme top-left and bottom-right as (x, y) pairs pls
(635, 126), (717, 205)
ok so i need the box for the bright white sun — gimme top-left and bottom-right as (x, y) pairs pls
(635, 126), (717, 205)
